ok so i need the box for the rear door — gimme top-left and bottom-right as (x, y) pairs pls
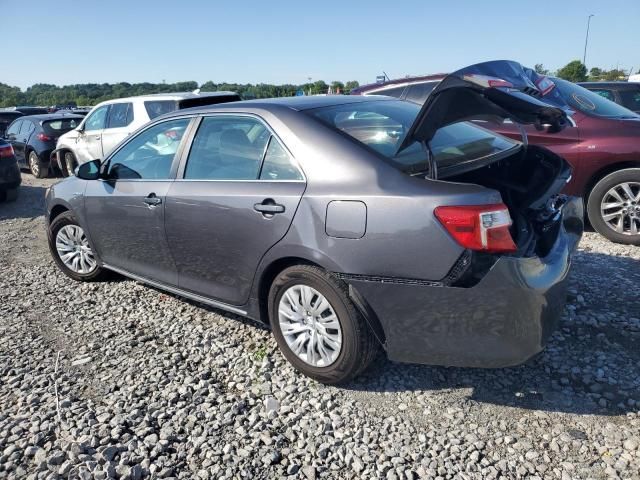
(83, 117), (192, 285)
(101, 102), (134, 157)
(165, 114), (305, 305)
(75, 105), (109, 162)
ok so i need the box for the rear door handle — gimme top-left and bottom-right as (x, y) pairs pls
(254, 199), (285, 215)
(144, 193), (162, 206)
(94, 135), (101, 140)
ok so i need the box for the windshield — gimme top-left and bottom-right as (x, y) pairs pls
(543, 78), (638, 119)
(306, 100), (519, 175)
(43, 118), (83, 134)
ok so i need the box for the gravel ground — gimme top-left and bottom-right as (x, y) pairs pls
(1, 173), (639, 480)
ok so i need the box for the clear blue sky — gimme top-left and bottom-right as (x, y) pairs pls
(2, 0), (638, 89)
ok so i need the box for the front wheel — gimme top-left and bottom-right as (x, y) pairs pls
(28, 151), (48, 178)
(268, 265), (380, 384)
(63, 151), (77, 177)
(48, 211), (107, 281)
(587, 168), (640, 245)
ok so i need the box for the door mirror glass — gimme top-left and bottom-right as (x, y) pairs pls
(76, 159), (101, 180)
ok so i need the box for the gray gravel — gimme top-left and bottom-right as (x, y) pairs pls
(1, 173), (639, 479)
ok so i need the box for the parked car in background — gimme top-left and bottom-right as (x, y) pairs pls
(578, 82), (640, 113)
(14, 106), (49, 115)
(0, 138), (21, 202)
(0, 111), (23, 138)
(45, 61), (583, 383)
(4, 114), (84, 178)
(353, 62), (640, 244)
(53, 91), (241, 176)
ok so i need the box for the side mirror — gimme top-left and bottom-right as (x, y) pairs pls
(76, 159), (101, 180)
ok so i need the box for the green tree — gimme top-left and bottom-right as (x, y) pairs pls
(345, 80), (360, 92)
(602, 69), (626, 81)
(589, 67), (603, 80)
(534, 64), (549, 75)
(556, 60), (588, 82)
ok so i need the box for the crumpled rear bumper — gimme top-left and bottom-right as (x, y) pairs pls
(346, 196), (583, 368)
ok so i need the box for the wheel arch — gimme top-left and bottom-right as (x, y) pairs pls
(583, 161), (640, 205)
(256, 255), (387, 347)
(49, 204), (70, 223)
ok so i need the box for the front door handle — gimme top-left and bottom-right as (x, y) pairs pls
(143, 193), (162, 206)
(254, 199), (285, 215)
(94, 135), (101, 140)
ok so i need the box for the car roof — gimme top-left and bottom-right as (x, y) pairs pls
(578, 82), (640, 89)
(351, 74), (446, 94)
(95, 91), (239, 106)
(168, 94), (397, 117)
(18, 113), (85, 122)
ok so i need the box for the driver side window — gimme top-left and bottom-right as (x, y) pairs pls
(84, 106), (109, 131)
(107, 118), (190, 180)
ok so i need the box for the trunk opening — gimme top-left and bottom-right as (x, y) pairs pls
(445, 144), (572, 258)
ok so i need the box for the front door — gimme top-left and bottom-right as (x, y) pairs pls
(165, 115), (305, 305)
(5, 120), (24, 163)
(83, 117), (192, 285)
(75, 105), (109, 162)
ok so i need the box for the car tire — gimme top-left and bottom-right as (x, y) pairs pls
(268, 265), (380, 384)
(587, 168), (640, 245)
(63, 151), (77, 177)
(28, 151), (48, 178)
(48, 211), (108, 281)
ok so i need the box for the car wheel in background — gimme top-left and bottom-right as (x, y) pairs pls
(48, 211), (107, 281)
(28, 151), (48, 178)
(268, 265), (380, 384)
(587, 168), (640, 245)
(63, 151), (77, 177)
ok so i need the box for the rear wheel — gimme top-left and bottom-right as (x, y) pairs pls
(268, 265), (379, 384)
(28, 151), (48, 178)
(48, 211), (107, 281)
(587, 168), (640, 245)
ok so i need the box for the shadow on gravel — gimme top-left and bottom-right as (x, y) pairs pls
(0, 184), (49, 220)
(345, 250), (640, 417)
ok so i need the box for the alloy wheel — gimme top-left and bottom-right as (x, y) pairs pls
(278, 284), (342, 367)
(600, 181), (640, 236)
(55, 225), (97, 274)
(29, 152), (40, 176)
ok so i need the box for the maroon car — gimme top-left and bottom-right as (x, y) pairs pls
(352, 62), (640, 245)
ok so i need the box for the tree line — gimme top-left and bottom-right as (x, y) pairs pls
(0, 60), (636, 108)
(0, 80), (360, 108)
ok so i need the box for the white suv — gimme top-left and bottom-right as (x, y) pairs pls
(52, 91), (240, 175)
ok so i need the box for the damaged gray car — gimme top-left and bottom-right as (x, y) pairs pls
(45, 61), (583, 384)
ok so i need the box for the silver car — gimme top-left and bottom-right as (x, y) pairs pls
(45, 61), (583, 384)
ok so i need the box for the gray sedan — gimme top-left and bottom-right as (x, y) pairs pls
(45, 61), (583, 384)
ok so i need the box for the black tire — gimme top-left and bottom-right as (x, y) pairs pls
(48, 211), (108, 281)
(268, 265), (380, 384)
(587, 168), (640, 245)
(28, 150), (48, 178)
(63, 151), (77, 177)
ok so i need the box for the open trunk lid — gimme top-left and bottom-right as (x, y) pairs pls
(397, 60), (571, 154)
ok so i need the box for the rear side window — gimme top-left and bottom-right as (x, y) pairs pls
(20, 121), (34, 134)
(618, 89), (640, 111)
(184, 116), (270, 180)
(107, 103), (133, 128)
(405, 82), (437, 104)
(43, 118), (83, 134)
(590, 89), (615, 102)
(259, 138), (303, 180)
(144, 101), (177, 120)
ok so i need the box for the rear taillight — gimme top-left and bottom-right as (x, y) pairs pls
(0, 144), (14, 158)
(37, 133), (52, 141)
(434, 203), (517, 253)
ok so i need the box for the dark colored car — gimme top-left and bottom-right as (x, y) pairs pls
(0, 139), (21, 202)
(14, 106), (49, 115)
(578, 82), (640, 113)
(4, 114), (84, 178)
(45, 61), (583, 384)
(0, 111), (23, 138)
(353, 62), (640, 245)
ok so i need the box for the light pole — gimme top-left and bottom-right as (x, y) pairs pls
(583, 14), (594, 66)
